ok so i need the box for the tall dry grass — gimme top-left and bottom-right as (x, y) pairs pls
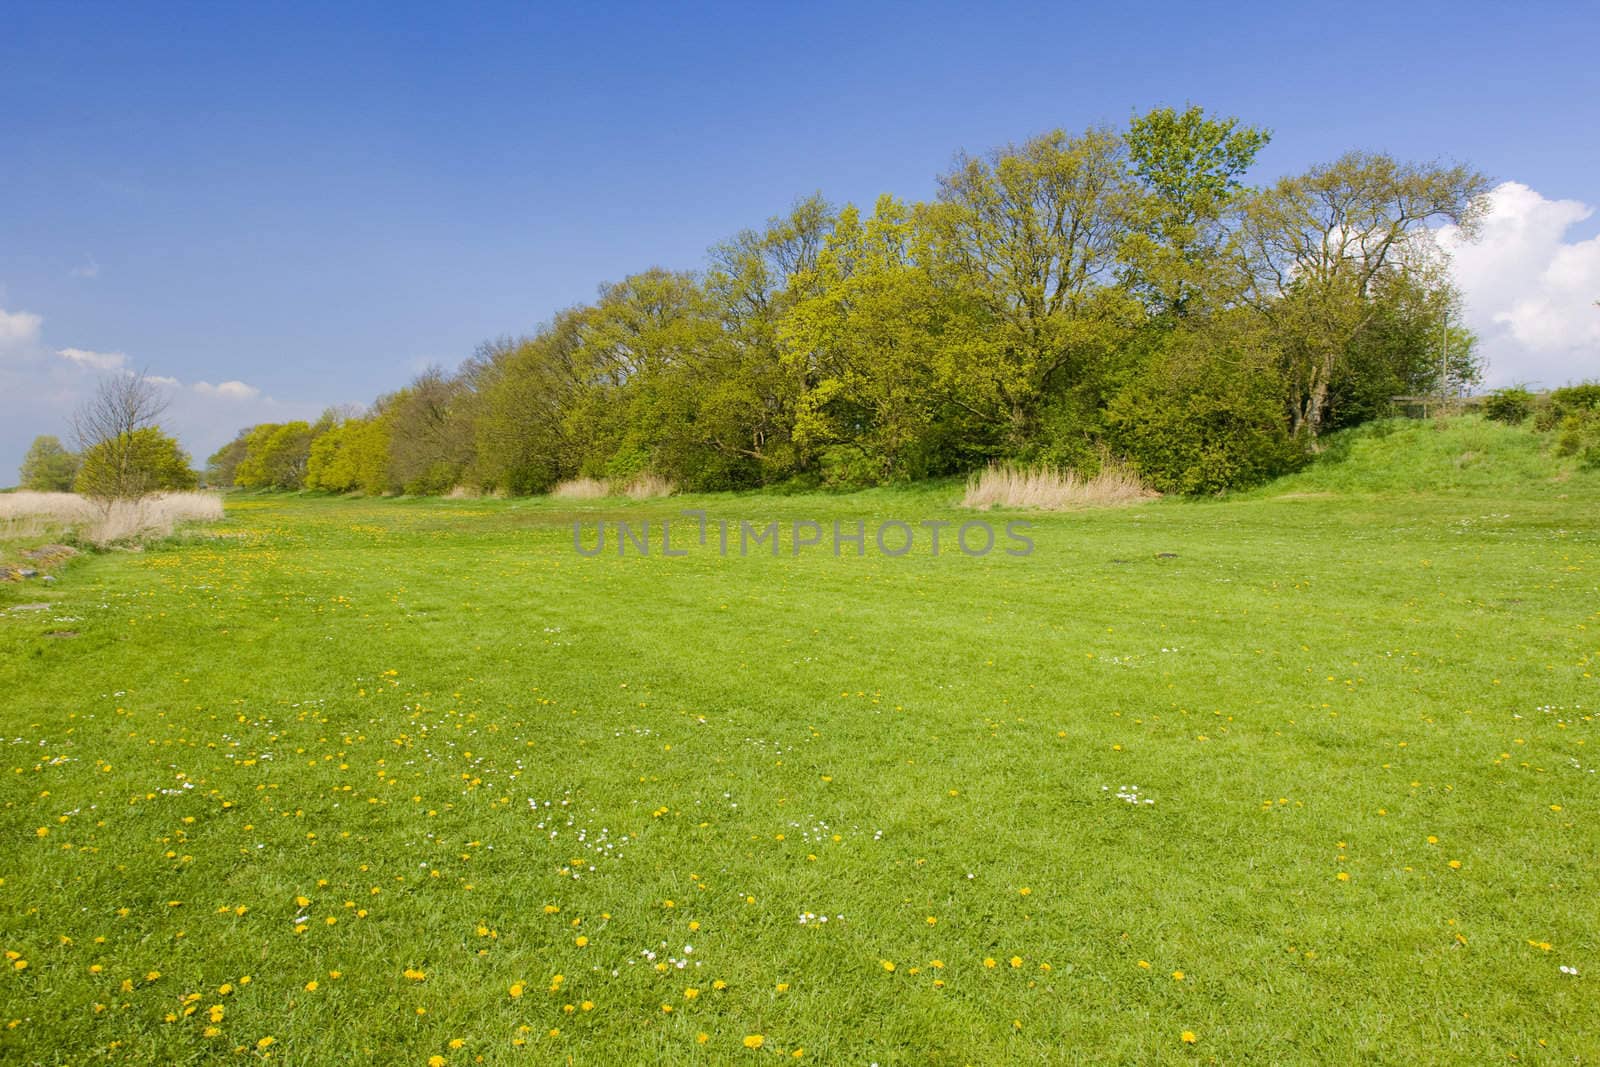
(551, 477), (612, 500)
(622, 473), (676, 499)
(0, 491), (224, 545)
(960, 461), (1157, 511)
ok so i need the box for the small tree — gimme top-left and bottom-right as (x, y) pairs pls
(70, 371), (175, 501)
(19, 435), (81, 491)
(74, 427), (196, 499)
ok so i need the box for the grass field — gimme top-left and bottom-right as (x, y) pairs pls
(2, 418), (1597, 1064)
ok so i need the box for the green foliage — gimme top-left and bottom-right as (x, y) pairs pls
(1482, 386), (1536, 424)
(74, 427), (196, 499)
(202, 111), (1491, 497)
(18, 434), (80, 491)
(234, 421), (316, 489)
(1106, 322), (1306, 493)
(306, 417), (391, 493)
(205, 431), (251, 487)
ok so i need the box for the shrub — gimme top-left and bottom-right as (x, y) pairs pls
(1106, 335), (1306, 494)
(1482, 386), (1534, 424)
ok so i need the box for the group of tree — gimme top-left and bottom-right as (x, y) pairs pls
(201, 106), (1489, 496)
(17, 373), (196, 500)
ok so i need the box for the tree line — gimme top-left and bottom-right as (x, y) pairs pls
(22, 107), (1491, 499)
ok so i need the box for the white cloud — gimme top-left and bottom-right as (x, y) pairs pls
(0, 307), (44, 353)
(147, 374), (182, 387)
(56, 347), (129, 372)
(1441, 182), (1600, 389)
(193, 379), (261, 400)
(69, 256), (100, 279)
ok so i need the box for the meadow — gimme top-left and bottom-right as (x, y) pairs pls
(1, 418), (1596, 1064)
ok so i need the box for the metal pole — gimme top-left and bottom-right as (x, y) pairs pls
(1440, 307), (1449, 405)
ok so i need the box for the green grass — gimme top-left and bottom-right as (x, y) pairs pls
(2, 417), (1597, 1064)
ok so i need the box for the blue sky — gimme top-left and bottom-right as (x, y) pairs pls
(3, 1), (1598, 479)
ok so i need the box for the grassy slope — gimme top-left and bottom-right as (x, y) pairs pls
(1, 418), (1597, 1065)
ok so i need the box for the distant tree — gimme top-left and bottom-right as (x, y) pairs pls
(234, 421), (315, 489)
(306, 415), (391, 493)
(384, 368), (477, 493)
(71, 371), (177, 500)
(75, 427), (196, 499)
(205, 430), (254, 487)
(19, 435), (81, 491)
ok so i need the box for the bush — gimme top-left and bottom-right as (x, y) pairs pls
(1106, 335), (1306, 494)
(1482, 386), (1534, 424)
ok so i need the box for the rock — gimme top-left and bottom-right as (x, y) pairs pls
(18, 568), (38, 578)
(10, 603), (51, 612)
(24, 544), (77, 562)
(1155, 552), (1178, 559)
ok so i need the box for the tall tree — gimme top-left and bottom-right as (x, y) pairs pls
(1123, 105), (1270, 316)
(1238, 152), (1490, 442)
(927, 126), (1140, 447)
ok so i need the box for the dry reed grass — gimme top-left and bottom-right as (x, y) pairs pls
(960, 461), (1157, 511)
(622, 473), (676, 499)
(551, 477), (612, 500)
(0, 491), (224, 545)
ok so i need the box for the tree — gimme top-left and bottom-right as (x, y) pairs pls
(1123, 105), (1270, 316)
(1237, 152), (1491, 442)
(18, 435), (81, 491)
(233, 421), (316, 489)
(70, 371), (175, 500)
(306, 415), (391, 493)
(925, 126), (1141, 448)
(782, 196), (970, 482)
(696, 194), (835, 485)
(384, 367), (477, 493)
(75, 428), (196, 499)
(205, 430), (253, 487)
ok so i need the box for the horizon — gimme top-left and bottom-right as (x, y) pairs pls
(4, 1), (1599, 479)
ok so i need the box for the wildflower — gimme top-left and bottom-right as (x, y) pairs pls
(508, 982), (524, 998)
(257, 1036), (275, 1050)
(1182, 1031), (1197, 1044)
(1172, 971), (1184, 981)
(1009, 956), (1023, 968)
(428, 1058), (446, 1067)
(744, 1035), (765, 1049)
(684, 987), (700, 999)
(697, 1033), (709, 1044)
(881, 960), (895, 972)
(304, 980), (318, 991)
